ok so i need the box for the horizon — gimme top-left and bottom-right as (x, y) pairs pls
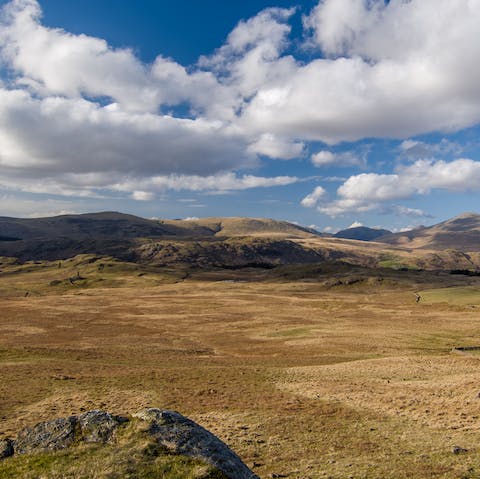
(2, 209), (479, 235)
(1, 1), (480, 233)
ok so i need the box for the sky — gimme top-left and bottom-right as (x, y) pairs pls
(0, 0), (480, 232)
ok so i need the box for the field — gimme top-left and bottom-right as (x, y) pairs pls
(2, 257), (480, 478)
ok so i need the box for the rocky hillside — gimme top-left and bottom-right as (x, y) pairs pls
(377, 213), (480, 250)
(0, 409), (257, 479)
(0, 212), (320, 242)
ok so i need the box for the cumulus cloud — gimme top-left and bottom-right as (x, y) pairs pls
(311, 149), (367, 168)
(0, 90), (251, 177)
(248, 133), (305, 160)
(301, 186), (327, 208)
(0, 0), (221, 114)
(1, 0), (480, 211)
(317, 158), (480, 216)
(240, 0), (480, 143)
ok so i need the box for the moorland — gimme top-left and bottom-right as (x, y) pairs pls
(1, 212), (480, 478)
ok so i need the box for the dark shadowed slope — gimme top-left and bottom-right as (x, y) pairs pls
(335, 226), (392, 241)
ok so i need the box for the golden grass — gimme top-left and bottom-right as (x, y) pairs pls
(2, 258), (480, 477)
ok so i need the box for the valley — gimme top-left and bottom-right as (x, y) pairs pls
(1, 212), (480, 478)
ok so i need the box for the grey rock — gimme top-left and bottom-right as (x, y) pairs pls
(78, 410), (128, 443)
(15, 416), (77, 454)
(132, 408), (163, 423)
(452, 445), (468, 454)
(0, 438), (14, 459)
(134, 408), (259, 479)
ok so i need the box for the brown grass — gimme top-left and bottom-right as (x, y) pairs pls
(2, 257), (480, 478)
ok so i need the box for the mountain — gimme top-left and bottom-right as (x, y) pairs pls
(334, 226), (391, 241)
(0, 212), (321, 242)
(377, 213), (480, 250)
(0, 212), (323, 264)
(1, 211), (480, 271)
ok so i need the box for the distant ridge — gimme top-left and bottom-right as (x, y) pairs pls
(334, 226), (392, 241)
(0, 212), (321, 242)
(377, 212), (480, 250)
(1, 211), (480, 268)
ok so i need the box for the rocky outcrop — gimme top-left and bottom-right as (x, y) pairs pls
(12, 411), (127, 455)
(77, 410), (128, 443)
(1, 408), (258, 479)
(134, 408), (258, 479)
(14, 416), (77, 454)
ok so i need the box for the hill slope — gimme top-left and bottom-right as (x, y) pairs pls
(0, 212), (320, 242)
(335, 226), (391, 241)
(377, 213), (480, 250)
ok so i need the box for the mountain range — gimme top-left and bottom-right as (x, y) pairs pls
(0, 211), (479, 271)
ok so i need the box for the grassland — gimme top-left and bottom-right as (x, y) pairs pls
(2, 256), (480, 478)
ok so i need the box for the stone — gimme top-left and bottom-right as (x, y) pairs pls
(0, 438), (14, 459)
(134, 408), (259, 479)
(452, 446), (468, 454)
(15, 416), (77, 454)
(78, 410), (128, 443)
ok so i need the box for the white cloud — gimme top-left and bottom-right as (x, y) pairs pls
(301, 186), (327, 208)
(399, 138), (463, 160)
(248, 133), (305, 160)
(348, 221), (363, 228)
(311, 149), (367, 168)
(112, 173), (300, 195)
(393, 205), (433, 219)
(240, 0), (480, 144)
(317, 158), (480, 216)
(131, 191), (155, 201)
(1, 0), (480, 212)
(0, 0), (221, 114)
(0, 193), (79, 217)
(0, 89), (252, 177)
(311, 150), (335, 166)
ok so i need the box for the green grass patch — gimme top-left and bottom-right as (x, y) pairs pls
(419, 286), (480, 305)
(378, 254), (417, 270)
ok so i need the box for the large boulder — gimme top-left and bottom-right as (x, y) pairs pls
(133, 408), (259, 479)
(14, 416), (77, 454)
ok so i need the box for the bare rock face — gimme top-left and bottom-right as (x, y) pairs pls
(13, 411), (127, 455)
(77, 410), (127, 443)
(133, 408), (259, 479)
(14, 416), (77, 454)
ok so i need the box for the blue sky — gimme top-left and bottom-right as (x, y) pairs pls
(0, 0), (479, 232)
